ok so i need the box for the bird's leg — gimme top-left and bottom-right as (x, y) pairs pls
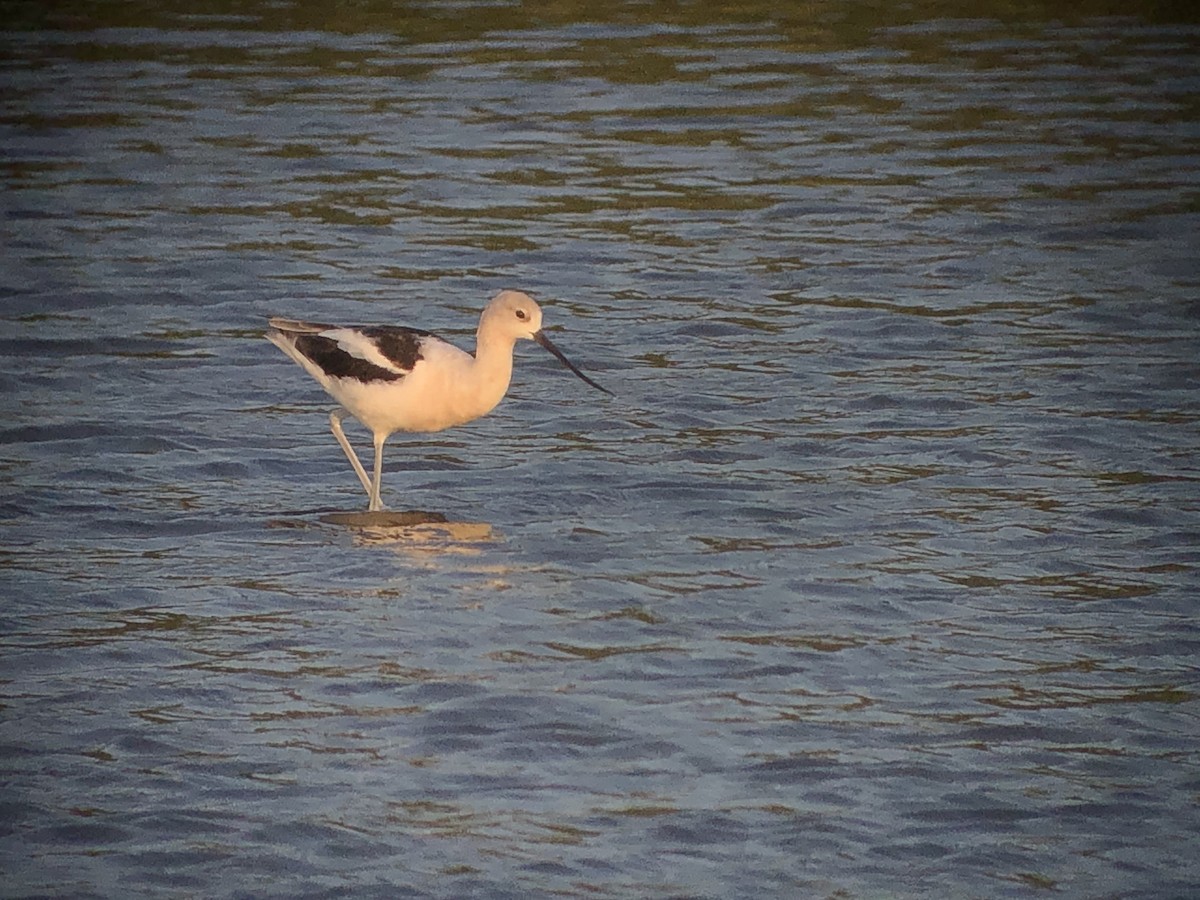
(329, 408), (372, 497)
(368, 433), (387, 512)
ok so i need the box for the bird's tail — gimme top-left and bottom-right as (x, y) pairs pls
(267, 317), (333, 335)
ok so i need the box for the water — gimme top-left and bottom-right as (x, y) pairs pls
(3, 3), (1200, 897)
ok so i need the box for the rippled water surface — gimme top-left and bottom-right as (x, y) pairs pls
(3, 2), (1199, 897)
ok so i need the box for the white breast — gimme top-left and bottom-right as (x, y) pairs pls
(334, 338), (512, 435)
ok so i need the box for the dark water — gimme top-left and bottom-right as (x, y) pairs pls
(3, 2), (1199, 897)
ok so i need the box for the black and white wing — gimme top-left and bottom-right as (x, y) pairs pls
(268, 318), (433, 384)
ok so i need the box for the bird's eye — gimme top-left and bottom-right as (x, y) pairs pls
(515, 309), (528, 320)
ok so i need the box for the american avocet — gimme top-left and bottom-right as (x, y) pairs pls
(267, 289), (610, 511)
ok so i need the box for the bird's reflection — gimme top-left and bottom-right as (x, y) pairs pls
(319, 510), (493, 550)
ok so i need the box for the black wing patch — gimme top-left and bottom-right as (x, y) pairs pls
(360, 326), (431, 372)
(294, 328), (427, 383)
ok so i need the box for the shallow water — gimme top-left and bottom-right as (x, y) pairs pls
(3, 3), (1199, 897)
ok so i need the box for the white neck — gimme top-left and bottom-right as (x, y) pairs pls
(471, 327), (516, 410)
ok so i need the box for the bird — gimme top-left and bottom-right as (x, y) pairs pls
(266, 289), (610, 512)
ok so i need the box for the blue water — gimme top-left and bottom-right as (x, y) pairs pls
(3, 5), (1199, 898)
